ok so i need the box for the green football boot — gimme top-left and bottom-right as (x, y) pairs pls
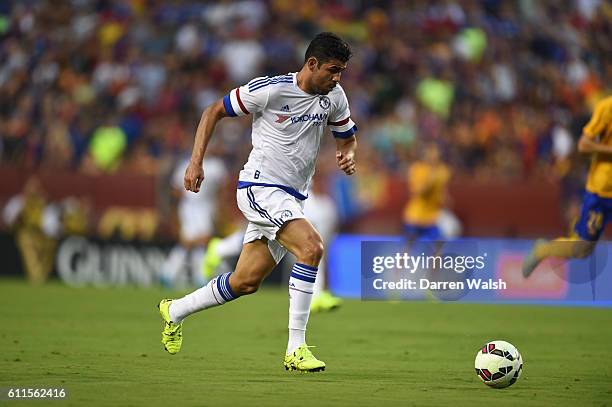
(284, 345), (326, 372)
(158, 299), (183, 355)
(310, 291), (342, 313)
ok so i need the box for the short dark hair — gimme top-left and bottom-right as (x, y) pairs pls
(304, 32), (352, 65)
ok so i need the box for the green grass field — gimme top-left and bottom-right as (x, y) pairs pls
(1, 279), (611, 406)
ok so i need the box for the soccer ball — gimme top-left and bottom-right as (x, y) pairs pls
(474, 340), (523, 388)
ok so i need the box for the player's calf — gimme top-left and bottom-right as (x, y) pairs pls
(230, 273), (263, 295)
(227, 239), (277, 296)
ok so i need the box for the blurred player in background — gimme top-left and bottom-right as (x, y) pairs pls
(201, 228), (245, 279)
(160, 153), (227, 287)
(2, 177), (61, 284)
(304, 178), (342, 312)
(158, 32), (357, 372)
(403, 143), (450, 241)
(523, 96), (612, 277)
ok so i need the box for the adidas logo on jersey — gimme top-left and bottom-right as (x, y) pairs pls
(276, 105), (292, 123)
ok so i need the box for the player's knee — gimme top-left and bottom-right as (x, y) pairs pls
(298, 238), (324, 266)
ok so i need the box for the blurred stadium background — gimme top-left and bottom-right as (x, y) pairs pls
(1, 1), (611, 405)
(1, 0), (610, 286)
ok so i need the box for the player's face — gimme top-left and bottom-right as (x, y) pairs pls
(311, 58), (347, 94)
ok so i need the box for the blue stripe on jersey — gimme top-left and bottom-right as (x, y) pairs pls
(223, 94), (237, 117)
(332, 124), (358, 139)
(249, 75), (292, 88)
(250, 78), (293, 92)
(250, 76), (292, 86)
(250, 74), (291, 85)
(238, 181), (308, 201)
(248, 75), (292, 91)
(248, 76), (269, 89)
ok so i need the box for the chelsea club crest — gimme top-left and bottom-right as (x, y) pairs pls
(319, 96), (331, 110)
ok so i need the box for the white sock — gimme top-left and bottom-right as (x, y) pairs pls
(287, 263), (317, 354)
(169, 272), (238, 323)
(288, 329), (306, 354)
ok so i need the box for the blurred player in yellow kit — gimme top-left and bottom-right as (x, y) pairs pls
(523, 96), (612, 277)
(403, 143), (450, 241)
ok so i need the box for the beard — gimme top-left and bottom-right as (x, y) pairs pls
(315, 83), (335, 95)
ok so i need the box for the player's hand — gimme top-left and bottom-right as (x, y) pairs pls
(336, 151), (356, 175)
(184, 161), (204, 192)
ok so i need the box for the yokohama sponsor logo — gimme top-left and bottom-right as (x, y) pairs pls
(289, 112), (328, 124)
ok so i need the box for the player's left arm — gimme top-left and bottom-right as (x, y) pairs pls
(329, 86), (358, 175)
(335, 136), (357, 175)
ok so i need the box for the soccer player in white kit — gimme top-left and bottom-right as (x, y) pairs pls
(158, 32), (357, 372)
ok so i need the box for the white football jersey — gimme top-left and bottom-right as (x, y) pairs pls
(223, 72), (357, 199)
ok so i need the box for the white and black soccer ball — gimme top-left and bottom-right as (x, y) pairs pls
(474, 340), (523, 389)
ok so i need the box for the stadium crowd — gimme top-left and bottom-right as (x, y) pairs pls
(0, 0), (610, 207)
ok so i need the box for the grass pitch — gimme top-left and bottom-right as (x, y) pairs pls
(1, 279), (611, 406)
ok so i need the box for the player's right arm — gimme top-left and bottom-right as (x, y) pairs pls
(185, 78), (270, 193)
(184, 100), (228, 193)
(577, 98), (612, 156)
